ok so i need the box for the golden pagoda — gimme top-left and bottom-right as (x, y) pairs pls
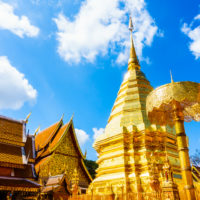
(88, 17), (182, 198)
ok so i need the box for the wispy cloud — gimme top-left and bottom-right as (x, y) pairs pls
(75, 128), (89, 146)
(0, 1), (39, 38)
(181, 11), (200, 59)
(93, 128), (104, 140)
(0, 56), (37, 110)
(54, 0), (158, 64)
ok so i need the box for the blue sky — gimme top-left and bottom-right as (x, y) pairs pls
(0, 0), (200, 160)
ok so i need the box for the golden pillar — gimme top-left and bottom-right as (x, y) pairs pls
(173, 102), (195, 200)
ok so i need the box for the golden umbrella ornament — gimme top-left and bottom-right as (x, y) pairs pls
(146, 80), (200, 200)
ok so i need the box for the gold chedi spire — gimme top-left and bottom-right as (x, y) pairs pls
(128, 16), (140, 71)
(89, 16), (181, 199)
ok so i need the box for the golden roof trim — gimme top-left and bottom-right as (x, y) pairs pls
(0, 186), (39, 192)
(80, 159), (93, 181)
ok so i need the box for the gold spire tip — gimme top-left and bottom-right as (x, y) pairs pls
(170, 70), (174, 83)
(129, 16), (133, 32)
(128, 16), (140, 70)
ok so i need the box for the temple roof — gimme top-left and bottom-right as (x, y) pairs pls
(0, 115), (26, 147)
(46, 174), (69, 186)
(35, 116), (92, 182)
(41, 173), (71, 194)
(25, 135), (35, 163)
(35, 117), (84, 160)
(35, 119), (62, 151)
(35, 122), (69, 159)
(0, 143), (23, 167)
(0, 135), (37, 168)
(49, 123), (69, 150)
(0, 176), (40, 192)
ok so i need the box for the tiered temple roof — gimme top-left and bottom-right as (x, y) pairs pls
(0, 116), (26, 168)
(35, 116), (92, 195)
(41, 174), (71, 194)
(0, 116), (26, 147)
(0, 176), (40, 192)
(0, 115), (39, 197)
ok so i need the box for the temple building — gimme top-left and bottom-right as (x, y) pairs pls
(0, 115), (40, 199)
(35, 116), (92, 199)
(87, 17), (182, 198)
(0, 114), (92, 199)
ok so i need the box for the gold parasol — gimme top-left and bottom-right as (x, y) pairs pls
(146, 81), (200, 126)
(146, 81), (200, 200)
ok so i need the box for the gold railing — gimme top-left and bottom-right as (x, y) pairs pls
(69, 192), (162, 200)
(192, 166), (200, 182)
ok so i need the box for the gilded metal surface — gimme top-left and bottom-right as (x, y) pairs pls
(37, 124), (91, 187)
(89, 17), (182, 199)
(175, 119), (196, 200)
(146, 81), (200, 126)
(146, 81), (200, 200)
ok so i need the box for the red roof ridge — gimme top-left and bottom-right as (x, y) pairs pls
(35, 119), (63, 150)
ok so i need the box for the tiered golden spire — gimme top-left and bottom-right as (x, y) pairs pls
(128, 16), (140, 70)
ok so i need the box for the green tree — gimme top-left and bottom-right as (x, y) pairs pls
(84, 159), (98, 179)
(191, 149), (200, 167)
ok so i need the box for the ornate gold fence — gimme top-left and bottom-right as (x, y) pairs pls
(69, 192), (162, 200)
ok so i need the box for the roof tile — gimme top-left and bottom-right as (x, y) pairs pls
(35, 121), (60, 150)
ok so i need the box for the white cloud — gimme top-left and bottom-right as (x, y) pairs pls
(194, 14), (200, 20)
(54, 0), (158, 64)
(0, 1), (39, 38)
(181, 13), (200, 59)
(0, 56), (37, 110)
(93, 128), (104, 140)
(75, 128), (89, 146)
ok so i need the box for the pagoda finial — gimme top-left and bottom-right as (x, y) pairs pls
(128, 16), (140, 71)
(170, 70), (174, 83)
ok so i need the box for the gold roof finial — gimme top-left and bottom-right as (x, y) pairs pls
(34, 125), (40, 136)
(61, 113), (64, 121)
(25, 112), (31, 124)
(128, 16), (140, 71)
(71, 113), (74, 120)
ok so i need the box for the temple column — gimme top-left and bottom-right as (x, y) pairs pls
(173, 102), (196, 200)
